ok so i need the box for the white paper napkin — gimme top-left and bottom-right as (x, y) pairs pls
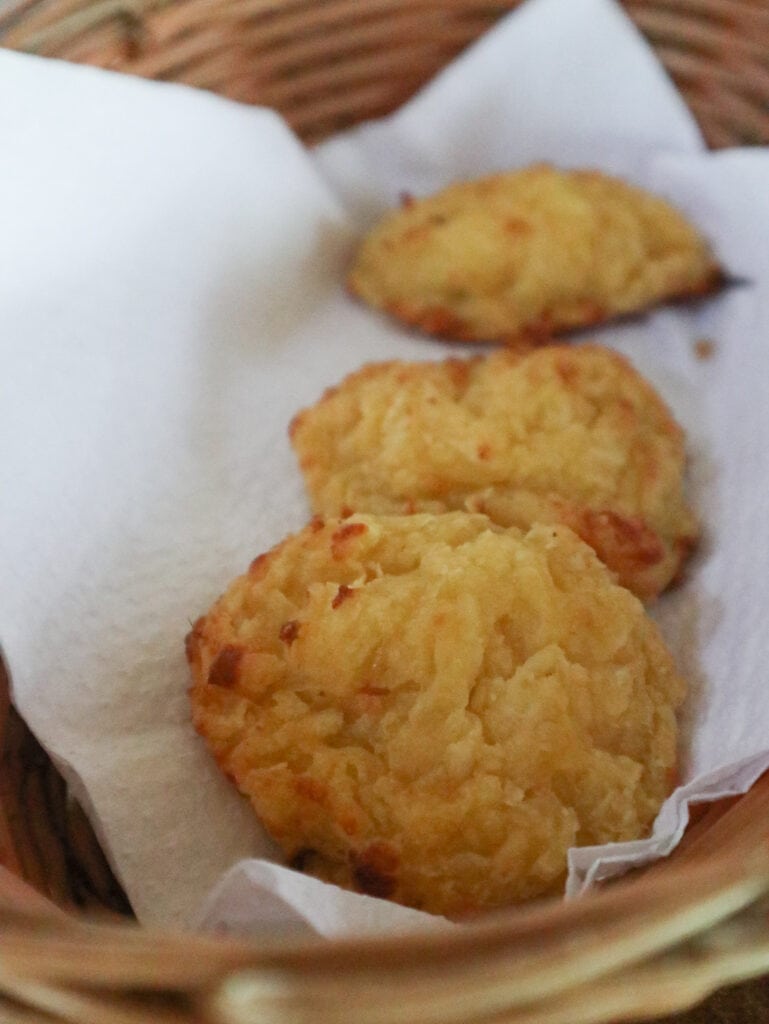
(2, 0), (769, 934)
(314, 0), (704, 225)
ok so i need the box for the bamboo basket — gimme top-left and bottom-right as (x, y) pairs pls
(2, 1), (769, 1022)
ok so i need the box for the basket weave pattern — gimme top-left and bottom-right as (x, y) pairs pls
(2, 1), (769, 1022)
(0, 0), (768, 145)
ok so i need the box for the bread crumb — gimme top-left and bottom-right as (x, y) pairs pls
(693, 338), (715, 360)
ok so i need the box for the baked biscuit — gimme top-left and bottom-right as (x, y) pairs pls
(349, 166), (721, 344)
(290, 345), (698, 601)
(188, 513), (685, 917)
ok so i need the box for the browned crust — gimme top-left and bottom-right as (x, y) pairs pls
(559, 506), (694, 602)
(184, 616), (207, 665)
(279, 619), (300, 645)
(330, 520), (368, 559)
(206, 645), (245, 689)
(351, 841), (400, 899)
(675, 264), (726, 301)
(331, 584), (355, 609)
(348, 266), (725, 348)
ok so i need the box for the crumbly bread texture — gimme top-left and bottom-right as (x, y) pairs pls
(289, 345), (698, 601)
(187, 512), (685, 917)
(348, 166), (721, 344)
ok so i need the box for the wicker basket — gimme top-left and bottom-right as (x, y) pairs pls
(2, 2), (769, 1022)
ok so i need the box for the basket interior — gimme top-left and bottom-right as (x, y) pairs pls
(0, 0), (767, 145)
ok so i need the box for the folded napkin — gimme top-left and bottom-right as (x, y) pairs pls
(2, 0), (769, 934)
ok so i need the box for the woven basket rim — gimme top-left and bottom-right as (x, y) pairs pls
(1, 0), (769, 144)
